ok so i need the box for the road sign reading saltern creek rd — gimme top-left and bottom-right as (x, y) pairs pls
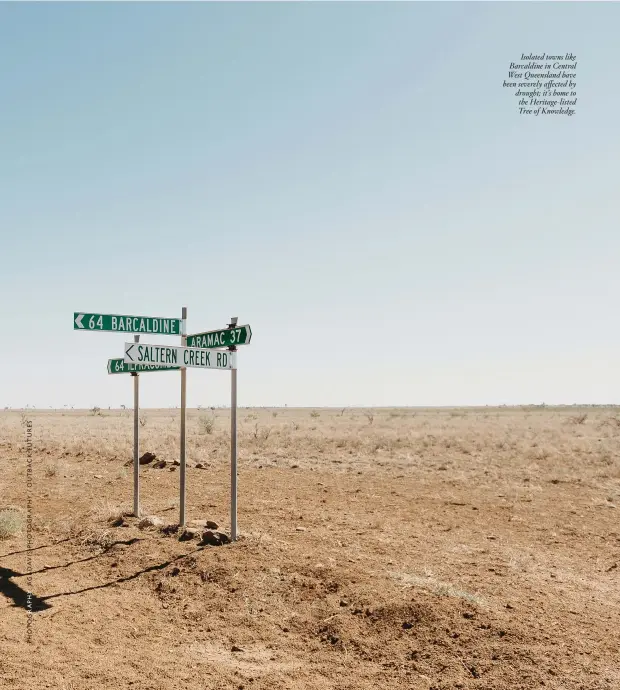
(124, 343), (236, 370)
(187, 324), (252, 349)
(107, 359), (180, 375)
(74, 312), (181, 335)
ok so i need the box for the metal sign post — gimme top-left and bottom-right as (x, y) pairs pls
(228, 317), (238, 541)
(180, 307), (187, 527)
(132, 335), (140, 518)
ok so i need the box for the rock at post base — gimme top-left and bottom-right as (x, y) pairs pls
(138, 515), (164, 529)
(139, 452), (156, 465)
(179, 528), (200, 541)
(199, 530), (231, 546)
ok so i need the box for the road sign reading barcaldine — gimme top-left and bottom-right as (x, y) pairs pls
(187, 324), (252, 349)
(124, 343), (236, 370)
(107, 359), (180, 375)
(74, 312), (182, 335)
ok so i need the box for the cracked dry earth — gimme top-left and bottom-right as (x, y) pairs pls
(0, 407), (619, 689)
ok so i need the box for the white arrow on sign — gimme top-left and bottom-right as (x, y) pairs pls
(123, 342), (236, 370)
(75, 313), (85, 329)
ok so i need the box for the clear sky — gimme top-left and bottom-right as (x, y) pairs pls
(1, 2), (618, 409)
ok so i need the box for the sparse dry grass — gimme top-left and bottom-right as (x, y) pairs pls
(1, 407), (619, 487)
(198, 413), (216, 434)
(0, 506), (25, 539)
(79, 527), (116, 552)
(90, 499), (134, 524)
(44, 463), (57, 478)
(391, 571), (486, 606)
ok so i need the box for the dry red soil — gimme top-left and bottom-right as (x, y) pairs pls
(1, 407), (619, 689)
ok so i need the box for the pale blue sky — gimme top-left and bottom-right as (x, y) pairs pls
(1, 2), (618, 408)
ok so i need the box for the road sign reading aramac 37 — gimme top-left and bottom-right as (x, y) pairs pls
(107, 359), (180, 374)
(187, 324), (252, 349)
(124, 342), (236, 370)
(74, 312), (182, 335)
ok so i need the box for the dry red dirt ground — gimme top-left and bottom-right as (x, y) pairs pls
(1, 407), (619, 689)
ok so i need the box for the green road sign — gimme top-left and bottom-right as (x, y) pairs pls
(107, 359), (180, 375)
(74, 312), (181, 335)
(187, 324), (252, 349)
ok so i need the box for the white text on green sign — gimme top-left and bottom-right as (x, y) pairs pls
(74, 312), (181, 335)
(107, 359), (180, 375)
(187, 324), (252, 349)
(124, 343), (236, 370)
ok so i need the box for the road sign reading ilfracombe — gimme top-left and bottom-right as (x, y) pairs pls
(74, 312), (182, 335)
(187, 324), (252, 349)
(124, 343), (236, 370)
(107, 359), (180, 375)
